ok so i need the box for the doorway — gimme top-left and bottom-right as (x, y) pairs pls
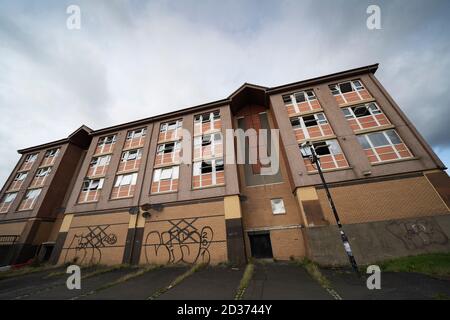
(249, 232), (273, 259)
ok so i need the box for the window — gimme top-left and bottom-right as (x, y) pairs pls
(121, 149), (142, 161)
(24, 153), (38, 164)
(0, 192), (17, 213)
(160, 120), (182, 132)
(357, 129), (412, 163)
(36, 167), (51, 177)
(14, 172), (27, 181)
(343, 102), (382, 119)
(127, 128), (147, 140)
(82, 178), (104, 191)
(290, 118), (301, 129)
(157, 141), (180, 154)
(360, 130), (402, 148)
(329, 80), (365, 95)
(91, 155), (111, 167)
(114, 173), (138, 187)
(193, 158), (224, 188)
(195, 111), (220, 124)
(282, 90), (316, 105)
(300, 140), (343, 158)
(153, 166), (179, 182)
(271, 198), (286, 215)
(24, 189), (41, 200)
(3, 192), (17, 203)
(98, 135), (116, 145)
(44, 148), (59, 158)
(151, 166), (179, 193)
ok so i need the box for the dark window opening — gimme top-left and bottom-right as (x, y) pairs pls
(339, 82), (353, 93)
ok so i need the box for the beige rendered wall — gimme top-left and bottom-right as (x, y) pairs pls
(139, 200), (227, 265)
(58, 212), (130, 265)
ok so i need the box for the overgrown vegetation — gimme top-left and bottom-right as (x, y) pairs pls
(378, 253), (450, 277)
(0, 263), (60, 281)
(296, 258), (331, 288)
(148, 263), (206, 300)
(234, 263), (254, 300)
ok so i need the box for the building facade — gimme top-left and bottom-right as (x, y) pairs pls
(0, 64), (449, 267)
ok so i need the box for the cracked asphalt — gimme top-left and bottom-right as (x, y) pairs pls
(0, 262), (449, 300)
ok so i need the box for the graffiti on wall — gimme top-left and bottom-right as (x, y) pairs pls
(63, 225), (118, 265)
(144, 218), (213, 264)
(386, 219), (448, 250)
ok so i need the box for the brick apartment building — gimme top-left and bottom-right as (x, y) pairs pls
(0, 64), (449, 267)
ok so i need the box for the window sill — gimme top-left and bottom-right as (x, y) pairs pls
(288, 108), (324, 118)
(353, 124), (395, 135)
(110, 195), (134, 201)
(122, 145), (145, 152)
(298, 135), (337, 144)
(193, 128), (222, 138)
(150, 190), (178, 195)
(153, 162), (181, 169)
(338, 98), (376, 108)
(371, 156), (419, 166)
(76, 200), (99, 205)
(306, 166), (354, 175)
(192, 183), (225, 190)
(116, 168), (140, 175)
(92, 151), (114, 158)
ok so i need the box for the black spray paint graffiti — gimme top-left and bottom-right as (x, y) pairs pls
(386, 219), (448, 250)
(144, 218), (213, 264)
(64, 225), (117, 265)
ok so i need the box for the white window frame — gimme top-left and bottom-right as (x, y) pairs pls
(126, 127), (147, 140)
(193, 158), (224, 187)
(96, 135), (117, 153)
(45, 148), (60, 158)
(329, 80), (365, 103)
(90, 155), (111, 176)
(358, 130), (407, 163)
(14, 172), (28, 181)
(121, 149), (142, 162)
(152, 166), (179, 193)
(36, 167), (52, 177)
(271, 198), (286, 215)
(3, 192), (17, 204)
(300, 139), (343, 168)
(194, 111), (220, 134)
(291, 113), (329, 140)
(114, 173), (138, 187)
(342, 102), (383, 129)
(25, 153), (38, 163)
(284, 89), (317, 114)
(194, 132), (222, 159)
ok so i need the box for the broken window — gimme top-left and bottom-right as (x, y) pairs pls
(127, 127), (147, 140)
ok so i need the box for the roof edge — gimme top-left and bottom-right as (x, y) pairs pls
(17, 125), (93, 154)
(267, 63), (379, 94)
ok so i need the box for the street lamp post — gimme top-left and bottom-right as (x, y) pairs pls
(301, 141), (360, 276)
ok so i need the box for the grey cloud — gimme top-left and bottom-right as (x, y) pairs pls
(0, 0), (449, 187)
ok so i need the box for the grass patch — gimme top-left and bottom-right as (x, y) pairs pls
(378, 253), (450, 277)
(234, 263), (254, 300)
(296, 258), (331, 288)
(295, 258), (342, 300)
(72, 265), (159, 299)
(0, 264), (61, 281)
(148, 263), (206, 300)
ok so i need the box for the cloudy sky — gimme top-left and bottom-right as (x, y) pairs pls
(0, 0), (449, 186)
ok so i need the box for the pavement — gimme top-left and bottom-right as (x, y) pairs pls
(0, 262), (449, 300)
(321, 267), (450, 300)
(243, 262), (332, 300)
